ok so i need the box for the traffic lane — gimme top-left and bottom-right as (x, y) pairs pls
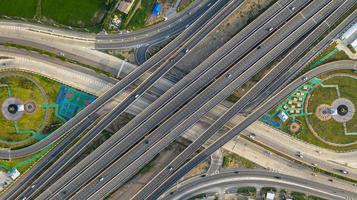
(129, 0), (336, 198)
(37, 0), (243, 199)
(74, 0), (321, 198)
(96, 0), (215, 40)
(0, 0), (226, 160)
(166, 170), (355, 200)
(150, 60), (357, 200)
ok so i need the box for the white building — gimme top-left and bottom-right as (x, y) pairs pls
(8, 169), (20, 180)
(277, 111), (289, 122)
(266, 191), (275, 200)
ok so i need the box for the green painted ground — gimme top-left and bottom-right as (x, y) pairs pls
(0, 0), (38, 18)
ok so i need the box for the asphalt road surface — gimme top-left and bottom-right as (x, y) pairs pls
(41, 0), (326, 198)
(11, 0), (240, 199)
(140, 59), (357, 200)
(164, 170), (357, 200)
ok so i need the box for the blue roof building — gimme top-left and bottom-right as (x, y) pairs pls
(153, 2), (161, 16)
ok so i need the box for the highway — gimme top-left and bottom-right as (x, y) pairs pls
(163, 170), (357, 200)
(35, 0), (298, 197)
(41, 0), (328, 198)
(0, 0), (227, 159)
(137, 59), (357, 200)
(11, 0), (240, 199)
(95, 0), (218, 49)
(86, 1), (349, 199)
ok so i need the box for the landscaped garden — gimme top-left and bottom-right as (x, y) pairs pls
(0, 70), (96, 174)
(265, 70), (357, 151)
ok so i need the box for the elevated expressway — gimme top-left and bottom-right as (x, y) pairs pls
(100, 1), (357, 199)
(0, 3), (354, 200)
(137, 60), (357, 200)
(2, 0), (242, 199)
(163, 170), (357, 200)
(35, 0), (308, 198)
(0, 0), (230, 159)
(0, 0), (217, 75)
(36, 0), (348, 198)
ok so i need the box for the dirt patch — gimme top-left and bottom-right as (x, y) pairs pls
(174, 0), (276, 73)
(183, 159), (210, 180)
(108, 142), (186, 200)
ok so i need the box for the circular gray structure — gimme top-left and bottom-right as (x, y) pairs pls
(315, 104), (332, 121)
(1, 97), (24, 121)
(24, 101), (37, 114)
(331, 98), (355, 123)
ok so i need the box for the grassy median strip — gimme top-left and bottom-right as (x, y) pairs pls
(241, 135), (357, 184)
(3, 43), (112, 77)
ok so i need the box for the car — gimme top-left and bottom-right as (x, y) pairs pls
(340, 169), (349, 174)
(312, 163), (318, 167)
(268, 27), (274, 31)
(99, 177), (105, 182)
(226, 73), (232, 78)
(328, 179), (333, 182)
(311, 173), (317, 177)
(301, 76), (308, 81)
(168, 166), (174, 171)
(135, 94), (140, 98)
(274, 176), (281, 179)
(290, 6), (296, 11)
(183, 48), (189, 53)
(297, 151), (303, 158)
(163, 17), (168, 21)
(31, 184), (35, 188)
(249, 133), (256, 139)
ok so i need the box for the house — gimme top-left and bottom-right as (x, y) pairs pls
(118, 0), (135, 14)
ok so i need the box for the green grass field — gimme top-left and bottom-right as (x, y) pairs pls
(307, 76), (357, 144)
(41, 0), (107, 28)
(222, 151), (258, 169)
(0, 0), (38, 18)
(0, 72), (62, 149)
(0, 0), (108, 28)
(126, 0), (156, 30)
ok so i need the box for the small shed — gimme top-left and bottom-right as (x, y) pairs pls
(278, 111), (288, 122)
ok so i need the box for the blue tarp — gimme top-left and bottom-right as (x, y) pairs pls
(153, 3), (161, 16)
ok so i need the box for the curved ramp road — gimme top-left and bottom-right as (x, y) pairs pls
(164, 170), (357, 200)
(0, 0), (226, 160)
(76, 1), (346, 199)
(9, 0), (238, 199)
(38, 0), (307, 199)
(167, 170), (356, 200)
(138, 60), (357, 200)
